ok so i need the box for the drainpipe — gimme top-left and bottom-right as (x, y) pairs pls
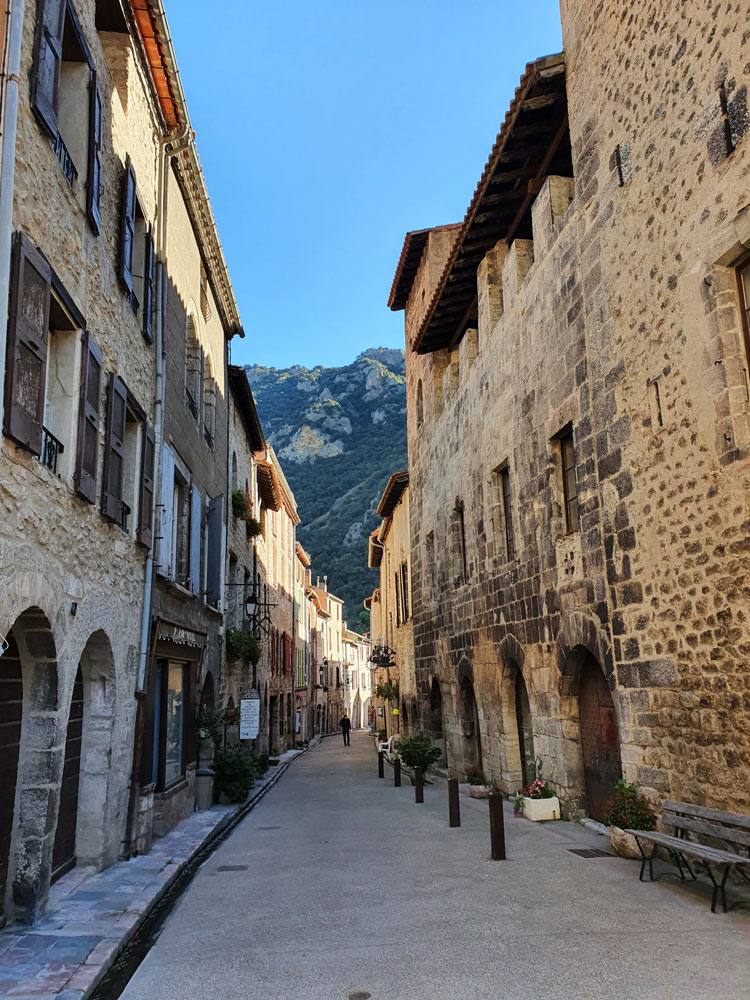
(0, 0), (26, 433)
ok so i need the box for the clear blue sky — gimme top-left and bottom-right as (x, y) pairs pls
(168, 1), (563, 370)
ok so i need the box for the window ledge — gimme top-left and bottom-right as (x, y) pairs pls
(203, 603), (223, 619)
(156, 776), (189, 800)
(166, 580), (197, 600)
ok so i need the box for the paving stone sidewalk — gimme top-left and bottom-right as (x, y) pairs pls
(0, 743), (310, 1000)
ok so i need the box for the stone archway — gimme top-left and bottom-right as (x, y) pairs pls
(201, 671), (215, 710)
(429, 678), (446, 765)
(459, 680), (482, 775)
(75, 631), (117, 870)
(0, 630), (23, 925)
(2, 607), (59, 924)
(554, 615), (622, 821)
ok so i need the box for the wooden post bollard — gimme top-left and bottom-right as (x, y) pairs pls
(394, 757), (401, 787)
(448, 778), (460, 827)
(415, 766), (424, 803)
(378, 751), (384, 778)
(489, 792), (506, 860)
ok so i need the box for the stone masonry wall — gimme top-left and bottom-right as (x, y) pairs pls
(406, 0), (750, 817)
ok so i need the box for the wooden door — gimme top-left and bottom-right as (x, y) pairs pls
(0, 633), (23, 919)
(51, 667), (83, 882)
(579, 658), (621, 822)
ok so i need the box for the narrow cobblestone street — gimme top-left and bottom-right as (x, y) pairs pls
(119, 734), (748, 1000)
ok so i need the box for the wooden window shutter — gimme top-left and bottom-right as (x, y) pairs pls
(157, 442), (175, 578)
(101, 373), (127, 522)
(87, 72), (103, 235)
(137, 423), (155, 547)
(189, 484), (201, 594)
(205, 494), (224, 606)
(74, 330), (103, 503)
(142, 225), (154, 343)
(3, 232), (51, 454)
(31, 0), (65, 137)
(119, 161), (137, 295)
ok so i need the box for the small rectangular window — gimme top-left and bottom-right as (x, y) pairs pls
(452, 502), (468, 584)
(500, 467), (515, 560)
(560, 431), (579, 533)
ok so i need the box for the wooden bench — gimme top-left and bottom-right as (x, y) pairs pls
(626, 800), (750, 913)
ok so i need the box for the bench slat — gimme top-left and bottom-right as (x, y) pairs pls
(663, 801), (750, 832)
(666, 813), (750, 851)
(625, 830), (750, 866)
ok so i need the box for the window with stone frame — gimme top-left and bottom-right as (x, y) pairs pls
(451, 501), (469, 585)
(491, 463), (515, 561)
(559, 429), (579, 533)
(736, 256), (750, 379)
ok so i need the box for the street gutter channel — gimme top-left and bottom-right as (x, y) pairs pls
(88, 738), (327, 1000)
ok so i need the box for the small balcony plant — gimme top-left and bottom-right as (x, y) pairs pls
(225, 626), (261, 666)
(246, 516), (262, 538)
(232, 489), (249, 519)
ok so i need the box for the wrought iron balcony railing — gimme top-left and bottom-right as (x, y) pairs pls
(51, 132), (77, 188)
(203, 424), (214, 450)
(38, 426), (64, 475)
(185, 386), (199, 421)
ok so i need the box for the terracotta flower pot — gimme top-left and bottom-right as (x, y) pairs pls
(609, 825), (642, 859)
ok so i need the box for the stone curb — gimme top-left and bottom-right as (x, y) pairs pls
(78, 738), (323, 1000)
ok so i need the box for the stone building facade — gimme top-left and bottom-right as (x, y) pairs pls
(343, 628), (372, 730)
(367, 472), (416, 742)
(390, 2), (750, 820)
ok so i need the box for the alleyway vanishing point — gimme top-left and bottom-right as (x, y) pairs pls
(119, 734), (749, 1000)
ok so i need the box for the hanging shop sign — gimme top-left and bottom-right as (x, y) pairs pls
(240, 698), (260, 740)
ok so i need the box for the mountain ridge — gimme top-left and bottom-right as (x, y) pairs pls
(246, 347), (407, 632)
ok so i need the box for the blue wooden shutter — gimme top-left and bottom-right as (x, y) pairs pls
(189, 484), (202, 595)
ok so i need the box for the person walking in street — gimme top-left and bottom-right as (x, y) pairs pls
(340, 714), (351, 746)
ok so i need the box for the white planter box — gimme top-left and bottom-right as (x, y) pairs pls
(520, 795), (560, 821)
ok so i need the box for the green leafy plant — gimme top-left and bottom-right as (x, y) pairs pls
(398, 733), (441, 773)
(225, 627), (261, 666)
(605, 779), (657, 831)
(254, 752), (269, 776)
(231, 489), (249, 519)
(212, 744), (255, 802)
(197, 704), (223, 744)
(374, 681), (399, 702)
(376, 728), (387, 741)
(246, 517), (262, 538)
(465, 765), (488, 786)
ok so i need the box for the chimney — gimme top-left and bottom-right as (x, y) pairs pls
(323, 575), (328, 591)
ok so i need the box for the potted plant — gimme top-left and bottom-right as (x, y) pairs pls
(246, 516), (262, 538)
(605, 779), (656, 858)
(398, 733), (441, 775)
(466, 766), (491, 798)
(231, 489), (249, 520)
(196, 704), (222, 766)
(514, 777), (560, 821)
(212, 743), (256, 803)
(225, 627), (260, 666)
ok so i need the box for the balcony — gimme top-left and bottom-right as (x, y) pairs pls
(185, 386), (199, 421)
(38, 427), (64, 475)
(203, 423), (214, 450)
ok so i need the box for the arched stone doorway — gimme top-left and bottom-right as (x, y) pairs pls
(430, 679), (445, 765)
(578, 652), (622, 822)
(52, 666), (83, 882)
(76, 631), (116, 870)
(514, 668), (534, 788)
(0, 630), (23, 922)
(459, 679), (482, 774)
(1, 607), (59, 923)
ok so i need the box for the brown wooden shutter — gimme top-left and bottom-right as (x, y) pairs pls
(101, 373), (127, 522)
(142, 226), (154, 342)
(3, 232), (51, 455)
(87, 72), (102, 235)
(119, 161), (136, 296)
(137, 423), (155, 547)
(74, 330), (103, 503)
(31, 0), (65, 137)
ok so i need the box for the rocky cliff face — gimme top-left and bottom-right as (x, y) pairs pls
(246, 348), (407, 632)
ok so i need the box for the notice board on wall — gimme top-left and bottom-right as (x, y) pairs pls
(240, 698), (260, 740)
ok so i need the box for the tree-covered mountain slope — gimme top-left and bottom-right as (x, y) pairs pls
(246, 348), (407, 633)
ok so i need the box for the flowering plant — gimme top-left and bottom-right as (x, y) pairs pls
(514, 778), (555, 815)
(604, 779), (656, 831)
(465, 765), (488, 786)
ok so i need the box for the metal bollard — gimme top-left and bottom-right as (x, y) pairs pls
(415, 766), (424, 803)
(448, 778), (460, 827)
(394, 757), (401, 787)
(378, 751), (385, 778)
(489, 792), (506, 860)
